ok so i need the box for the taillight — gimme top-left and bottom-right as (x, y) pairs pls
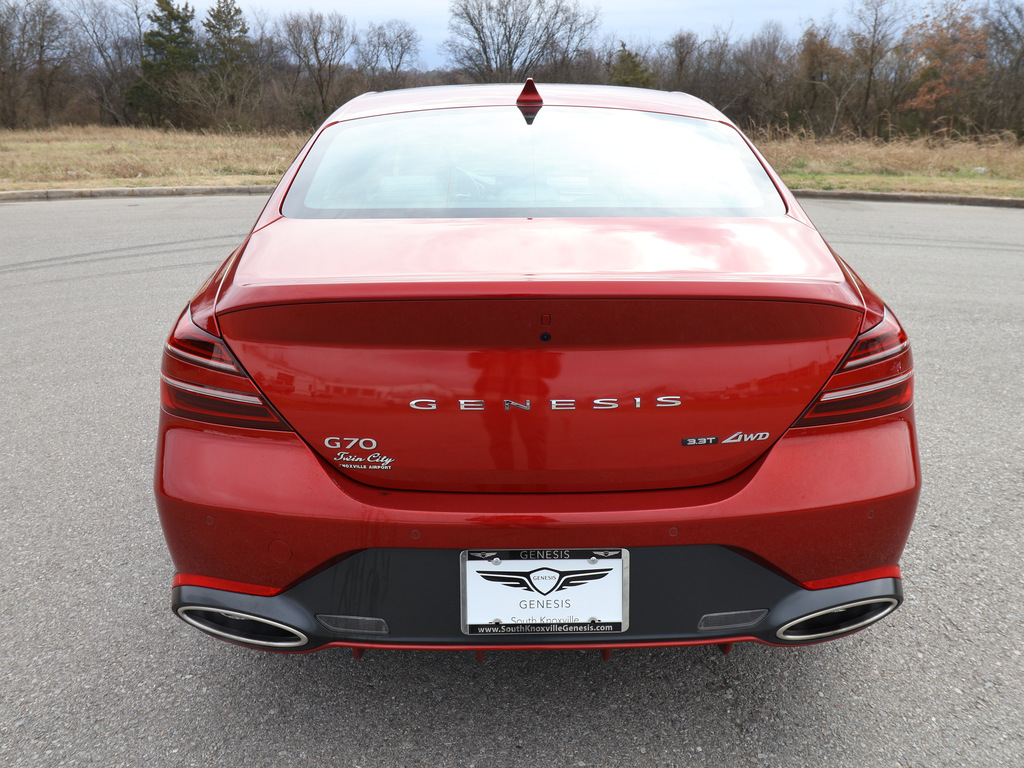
(161, 309), (291, 431)
(796, 307), (913, 427)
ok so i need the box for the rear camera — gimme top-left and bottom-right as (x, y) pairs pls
(540, 333), (552, 342)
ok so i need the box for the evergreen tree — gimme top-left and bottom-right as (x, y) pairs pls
(608, 42), (653, 88)
(203, 0), (250, 73)
(196, 0), (259, 126)
(127, 0), (199, 125)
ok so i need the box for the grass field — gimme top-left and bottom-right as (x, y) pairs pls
(759, 131), (1024, 198)
(1, 125), (1022, 197)
(0, 127), (302, 190)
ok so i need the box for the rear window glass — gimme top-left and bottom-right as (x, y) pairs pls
(282, 106), (785, 219)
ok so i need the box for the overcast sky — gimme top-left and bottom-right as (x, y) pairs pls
(233, 1), (849, 69)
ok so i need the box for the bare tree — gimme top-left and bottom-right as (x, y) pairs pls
(734, 21), (796, 128)
(984, 0), (1024, 132)
(654, 31), (700, 92)
(688, 27), (740, 111)
(0, 0), (76, 127)
(64, 0), (148, 125)
(357, 19), (420, 90)
(279, 9), (354, 123)
(0, 0), (31, 127)
(26, 0), (76, 123)
(249, 7), (285, 78)
(244, 7), (297, 129)
(846, 0), (906, 134)
(535, 1), (600, 81)
(355, 22), (385, 88)
(797, 19), (868, 135)
(442, 0), (600, 82)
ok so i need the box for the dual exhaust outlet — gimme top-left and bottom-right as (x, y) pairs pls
(176, 596), (900, 650)
(177, 606), (308, 649)
(775, 598), (899, 642)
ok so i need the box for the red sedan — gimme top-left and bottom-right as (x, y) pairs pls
(155, 81), (919, 654)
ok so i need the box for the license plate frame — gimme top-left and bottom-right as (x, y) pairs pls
(460, 548), (629, 636)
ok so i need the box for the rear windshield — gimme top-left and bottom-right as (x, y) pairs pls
(282, 106), (786, 219)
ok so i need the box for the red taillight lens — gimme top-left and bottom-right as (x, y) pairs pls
(161, 309), (291, 431)
(842, 311), (909, 369)
(164, 316), (239, 373)
(796, 308), (913, 427)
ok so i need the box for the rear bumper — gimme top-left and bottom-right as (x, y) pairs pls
(156, 409), (919, 650)
(172, 548), (904, 651)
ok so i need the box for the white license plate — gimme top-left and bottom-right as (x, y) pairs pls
(461, 549), (629, 636)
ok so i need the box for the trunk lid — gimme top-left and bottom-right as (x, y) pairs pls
(217, 217), (863, 493)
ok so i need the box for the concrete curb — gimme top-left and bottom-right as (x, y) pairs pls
(0, 184), (1021, 209)
(791, 188), (1024, 209)
(0, 185), (275, 202)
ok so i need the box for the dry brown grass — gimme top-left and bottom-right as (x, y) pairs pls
(759, 132), (1024, 198)
(1, 125), (1022, 197)
(0, 126), (304, 190)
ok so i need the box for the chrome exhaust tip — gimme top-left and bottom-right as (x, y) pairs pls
(177, 606), (308, 648)
(776, 598), (899, 642)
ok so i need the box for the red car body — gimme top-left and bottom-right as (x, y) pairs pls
(155, 82), (919, 653)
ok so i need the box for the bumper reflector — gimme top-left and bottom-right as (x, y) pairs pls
(698, 609), (768, 631)
(316, 614), (391, 636)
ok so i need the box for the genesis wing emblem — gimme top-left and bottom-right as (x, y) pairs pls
(476, 572), (535, 592)
(477, 567), (612, 596)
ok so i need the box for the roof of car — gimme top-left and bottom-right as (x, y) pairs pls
(327, 82), (730, 125)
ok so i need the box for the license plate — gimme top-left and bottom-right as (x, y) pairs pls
(461, 549), (629, 636)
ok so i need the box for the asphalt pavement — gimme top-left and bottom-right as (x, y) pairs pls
(0, 196), (1021, 767)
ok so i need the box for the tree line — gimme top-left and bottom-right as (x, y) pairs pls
(1, 0), (1022, 138)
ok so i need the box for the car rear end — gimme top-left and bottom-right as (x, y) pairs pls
(155, 84), (919, 653)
